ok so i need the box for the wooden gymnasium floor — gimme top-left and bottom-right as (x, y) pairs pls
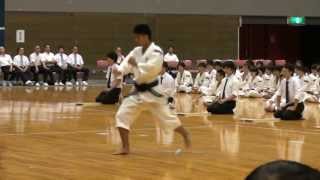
(0, 86), (319, 180)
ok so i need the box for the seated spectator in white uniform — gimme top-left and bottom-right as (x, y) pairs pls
(265, 75), (285, 112)
(54, 46), (72, 86)
(304, 65), (320, 103)
(202, 69), (225, 105)
(176, 63), (193, 93)
(12, 47), (32, 85)
(238, 63), (252, 96)
(68, 46), (90, 86)
(207, 61), (240, 114)
(243, 68), (264, 98)
(255, 61), (264, 69)
(29, 45), (50, 86)
(262, 66), (274, 91)
(0, 46), (13, 87)
(164, 46), (179, 63)
(263, 66), (282, 99)
(200, 60), (217, 95)
(115, 47), (125, 64)
(258, 67), (265, 77)
(274, 64), (305, 120)
(96, 52), (122, 104)
(159, 62), (176, 108)
(193, 62), (207, 93)
(214, 61), (223, 72)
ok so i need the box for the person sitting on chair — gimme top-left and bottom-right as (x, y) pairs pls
(12, 47), (33, 86)
(96, 51), (122, 104)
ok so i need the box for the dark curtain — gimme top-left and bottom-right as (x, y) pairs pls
(240, 24), (301, 62)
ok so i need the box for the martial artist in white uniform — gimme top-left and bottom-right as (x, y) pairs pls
(159, 62), (176, 108)
(193, 62), (207, 93)
(202, 69), (225, 104)
(243, 68), (264, 98)
(238, 63), (252, 96)
(199, 60), (216, 95)
(262, 67), (275, 93)
(113, 24), (190, 155)
(305, 65), (320, 103)
(175, 63), (193, 93)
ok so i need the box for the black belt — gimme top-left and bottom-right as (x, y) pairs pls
(130, 80), (163, 97)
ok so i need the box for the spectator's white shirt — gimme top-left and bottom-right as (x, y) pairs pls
(13, 55), (30, 67)
(0, 54), (13, 67)
(217, 74), (240, 99)
(106, 63), (122, 88)
(41, 52), (55, 62)
(275, 76), (304, 103)
(68, 53), (84, 66)
(54, 53), (69, 68)
(164, 53), (179, 62)
(29, 52), (42, 66)
(117, 55), (125, 64)
(159, 72), (176, 97)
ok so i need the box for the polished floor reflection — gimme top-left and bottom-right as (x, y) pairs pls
(0, 87), (319, 180)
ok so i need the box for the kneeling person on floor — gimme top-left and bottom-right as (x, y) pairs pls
(207, 61), (239, 114)
(96, 51), (122, 104)
(274, 64), (305, 120)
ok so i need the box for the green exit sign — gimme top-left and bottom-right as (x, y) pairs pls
(287, 16), (306, 26)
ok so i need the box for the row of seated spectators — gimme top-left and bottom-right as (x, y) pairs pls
(96, 59), (287, 74)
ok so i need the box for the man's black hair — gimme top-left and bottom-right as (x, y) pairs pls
(16, 47), (24, 53)
(311, 64), (318, 70)
(198, 62), (207, 68)
(215, 61), (222, 67)
(284, 64), (295, 74)
(58, 46), (64, 50)
(217, 69), (225, 77)
(106, 51), (118, 62)
(163, 62), (168, 69)
(133, 24), (152, 39)
(249, 67), (259, 73)
(207, 60), (214, 66)
(295, 65), (306, 72)
(222, 61), (236, 71)
(178, 62), (185, 68)
(246, 160), (320, 180)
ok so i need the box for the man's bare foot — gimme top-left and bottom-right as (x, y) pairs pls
(112, 149), (130, 155)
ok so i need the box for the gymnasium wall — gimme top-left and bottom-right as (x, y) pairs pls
(6, 0), (320, 17)
(5, 12), (239, 68)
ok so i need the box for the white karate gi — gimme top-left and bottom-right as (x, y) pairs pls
(176, 70), (193, 93)
(115, 42), (181, 131)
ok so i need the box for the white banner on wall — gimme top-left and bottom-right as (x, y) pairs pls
(16, 29), (25, 43)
